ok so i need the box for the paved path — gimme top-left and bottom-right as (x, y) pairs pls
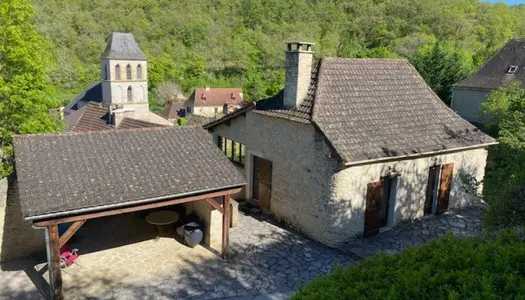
(342, 204), (485, 258)
(0, 205), (485, 299)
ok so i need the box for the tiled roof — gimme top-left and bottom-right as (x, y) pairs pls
(456, 39), (525, 90)
(101, 32), (147, 60)
(64, 103), (169, 132)
(158, 102), (184, 120)
(64, 104), (112, 132)
(312, 58), (496, 163)
(14, 126), (247, 219)
(118, 117), (168, 129)
(205, 57), (496, 164)
(193, 88), (244, 107)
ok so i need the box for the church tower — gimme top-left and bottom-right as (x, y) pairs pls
(100, 33), (149, 115)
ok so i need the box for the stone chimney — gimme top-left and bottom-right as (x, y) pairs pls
(283, 41), (314, 108)
(110, 105), (135, 127)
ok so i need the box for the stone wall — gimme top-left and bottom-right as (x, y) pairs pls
(245, 112), (340, 246)
(451, 88), (490, 124)
(330, 148), (489, 242)
(0, 177), (45, 262)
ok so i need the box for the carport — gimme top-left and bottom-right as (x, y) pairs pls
(13, 126), (246, 300)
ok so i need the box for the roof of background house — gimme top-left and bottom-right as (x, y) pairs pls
(157, 102), (184, 120)
(101, 32), (147, 60)
(192, 88), (244, 107)
(14, 126), (247, 219)
(206, 58), (496, 164)
(64, 103), (168, 132)
(456, 39), (525, 90)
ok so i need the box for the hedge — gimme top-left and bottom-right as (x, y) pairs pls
(293, 231), (525, 300)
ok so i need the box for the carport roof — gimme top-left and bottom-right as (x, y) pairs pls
(14, 126), (246, 220)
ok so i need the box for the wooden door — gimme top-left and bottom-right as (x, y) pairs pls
(436, 163), (454, 215)
(253, 156), (272, 212)
(364, 181), (384, 237)
(424, 166), (440, 216)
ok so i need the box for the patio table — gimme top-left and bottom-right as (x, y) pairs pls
(145, 210), (179, 236)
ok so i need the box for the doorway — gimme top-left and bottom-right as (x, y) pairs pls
(252, 156), (272, 212)
(364, 176), (397, 237)
(424, 163), (454, 216)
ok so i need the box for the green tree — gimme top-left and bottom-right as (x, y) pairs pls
(411, 40), (474, 105)
(480, 81), (525, 228)
(0, 0), (61, 178)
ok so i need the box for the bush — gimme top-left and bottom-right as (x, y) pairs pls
(293, 232), (525, 300)
(176, 117), (188, 126)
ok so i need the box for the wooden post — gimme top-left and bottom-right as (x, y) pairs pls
(48, 224), (64, 300)
(222, 194), (230, 259)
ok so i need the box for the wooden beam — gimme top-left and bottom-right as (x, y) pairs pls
(34, 188), (242, 227)
(58, 220), (85, 248)
(205, 197), (224, 214)
(222, 194), (230, 259)
(48, 224), (64, 300)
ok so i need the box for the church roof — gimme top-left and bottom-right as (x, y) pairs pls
(101, 32), (147, 60)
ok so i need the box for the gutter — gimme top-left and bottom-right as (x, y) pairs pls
(343, 141), (498, 167)
(25, 183), (246, 223)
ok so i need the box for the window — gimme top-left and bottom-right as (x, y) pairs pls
(126, 64), (132, 80)
(508, 65), (518, 74)
(127, 86), (132, 102)
(137, 64), (142, 80)
(214, 107), (219, 115)
(186, 106), (192, 114)
(104, 64), (108, 80)
(115, 64), (121, 80)
(218, 135), (245, 166)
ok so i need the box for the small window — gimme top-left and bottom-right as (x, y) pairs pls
(137, 64), (142, 80)
(216, 135), (245, 167)
(104, 64), (108, 80)
(127, 86), (132, 101)
(214, 107), (219, 114)
(186, 106), (192, 114)
(115, 64), (121, 80)
(126, 64), (132, 80)
(508, 65), (518, 74)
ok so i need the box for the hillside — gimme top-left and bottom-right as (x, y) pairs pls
(32, 0), (525, 105)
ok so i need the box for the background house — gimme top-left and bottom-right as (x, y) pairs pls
(204, 42), (496, 247)
(185, 87), (244, 118)
(452, 39), (525, 125)
(63, 32), (172, 130)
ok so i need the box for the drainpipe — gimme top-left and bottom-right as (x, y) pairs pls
(31, 222), (53, 300)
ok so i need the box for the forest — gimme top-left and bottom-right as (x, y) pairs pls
(31, 0), (525, 106)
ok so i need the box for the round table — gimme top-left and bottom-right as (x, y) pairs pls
(145, 210), (179, 236)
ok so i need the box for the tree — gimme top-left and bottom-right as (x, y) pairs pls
(154, 81), (184, 105)
(0, 0), (61, 178)
(411, 40), (474, 105)
(480, 81), (525, 229)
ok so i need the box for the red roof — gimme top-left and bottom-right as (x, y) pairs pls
(193, 88), (244, 107)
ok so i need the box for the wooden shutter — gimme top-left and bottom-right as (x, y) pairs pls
(436, 163), (454, 215)
(364, 181), (384, 237)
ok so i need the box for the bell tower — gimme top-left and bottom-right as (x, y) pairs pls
(100, 32), (149, 115)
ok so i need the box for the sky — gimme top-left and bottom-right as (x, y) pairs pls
(484, 0), (525, 4)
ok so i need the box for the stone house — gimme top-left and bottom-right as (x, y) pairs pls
(451, 39), (525, 125)
(185, 87), (244, 118)
(204, 42), (497, 247)
(64, 32), (172, 129)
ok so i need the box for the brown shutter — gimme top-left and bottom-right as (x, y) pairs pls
(436, 163), (454, 215)
(364, 181), (384, 237)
